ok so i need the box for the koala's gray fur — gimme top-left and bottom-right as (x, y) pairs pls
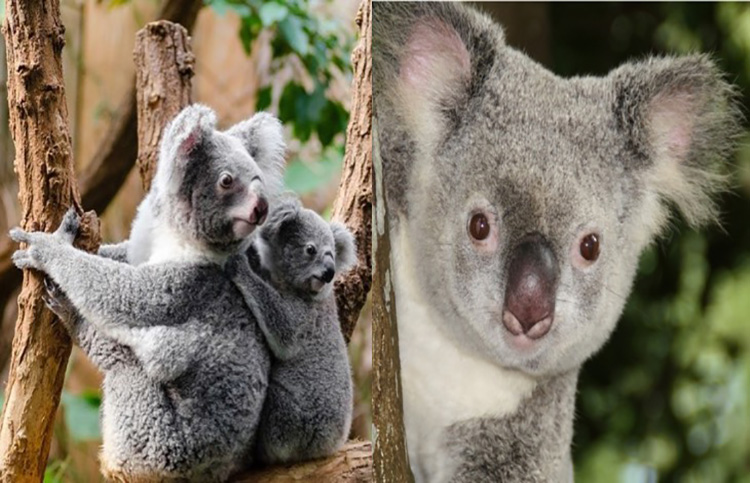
(11, 104), (287, 482)
(374, 2), (741, 482)
(227, 197), (357, 464)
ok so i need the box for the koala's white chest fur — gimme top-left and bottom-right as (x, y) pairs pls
(391, 222), (537, 483)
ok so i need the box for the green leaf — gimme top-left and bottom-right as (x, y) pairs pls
(61, 391), (101, 441)
(256, 86), (273, 111)
(283, 147), (344, 194)
(279, 16), (310, 56)
(279, 83), (304, 124)
(239, 16), (263, 54)
(259, 2), (288, 27)
(0, 391), (4, 413)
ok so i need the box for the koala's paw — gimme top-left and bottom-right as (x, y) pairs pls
(11, 247), (44, 271)
(55, 208), (81, 244)
(42, 277), (75, 321)
(225, 253), (251, 280)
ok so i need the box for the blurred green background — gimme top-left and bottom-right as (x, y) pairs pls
(473, 3), (750, 482)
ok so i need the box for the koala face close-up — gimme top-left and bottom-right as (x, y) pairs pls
(409, 73), (647, 377)
(185, 132), (270, 245)
(375, 2), (739, 380)
(150, 106), (286, 255)
(258, 200), (356, 300)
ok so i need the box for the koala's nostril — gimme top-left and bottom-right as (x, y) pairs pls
(502, 233), (559, 339)
(321, 268), (335, 283)
(251, 197), (269, 225)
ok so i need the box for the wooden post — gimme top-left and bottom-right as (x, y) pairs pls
(0, 0), (100, 480)
(331, 0), (373, 342)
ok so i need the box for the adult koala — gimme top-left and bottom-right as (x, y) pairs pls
(11, 105), (285, 482)
(373, 3), (740, 482)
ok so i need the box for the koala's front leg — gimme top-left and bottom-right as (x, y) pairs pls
(42, 278), (137, 370)
(10, 210), (188, 330)
(227, 254), (309, 360)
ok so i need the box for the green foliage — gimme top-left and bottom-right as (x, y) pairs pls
(283, 145), (343, 195)
(61, 389), (102, 442)
(547, 3), (750, 481)
(205, 0), (352, 147)
(43, 458), (71, 483)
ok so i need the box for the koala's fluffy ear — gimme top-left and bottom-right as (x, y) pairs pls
(330, 222), (357, 273)
(155, 104), (217, 193)
(259, 196), (301, 242)
(373, 3), (501, 149)
(226, 112), (286, 197)
(611, 55), (741, 231)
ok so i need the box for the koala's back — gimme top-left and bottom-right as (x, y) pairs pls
(101, 266), (270, 481)
(259, 297), (352, 463)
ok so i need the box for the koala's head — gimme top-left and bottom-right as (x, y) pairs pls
(255, 197), (357, 300)
(374, 3), (741, 376)
(151, 104), (286, 254)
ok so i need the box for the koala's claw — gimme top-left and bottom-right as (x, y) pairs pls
(12, 248), (42, 270)
(56, 208), (81, 242)
(9, 227), (33, 244)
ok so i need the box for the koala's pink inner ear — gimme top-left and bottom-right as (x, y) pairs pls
(400, 18), (470, 90)
(177, 129), (202, 156)
(648, 91), (698, 164)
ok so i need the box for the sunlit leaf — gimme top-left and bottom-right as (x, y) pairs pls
(259, 2), (288, 27)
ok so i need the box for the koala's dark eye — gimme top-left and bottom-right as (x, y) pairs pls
(580, 233), (600, 262)
(219, 172), (234, 189)
(305, 244), (317, 257)
(468, 213), (490, 241)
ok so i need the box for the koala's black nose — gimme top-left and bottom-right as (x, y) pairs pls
(502, 233), (559, 340)
(321, 267), (335, 284)
(250, 197), (269, 225)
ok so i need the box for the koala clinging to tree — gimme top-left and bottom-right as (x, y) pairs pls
(374, 2), (741, 482)
(11, 104), (286, 482)
(226, 196), (357, 464)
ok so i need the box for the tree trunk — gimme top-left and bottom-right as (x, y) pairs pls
(372, 120), (413, 482)
(235, 441), (373, 482)
(331, 0), (372, 342)
(134, 21), (194, 191)
(0, 0), (101, 480)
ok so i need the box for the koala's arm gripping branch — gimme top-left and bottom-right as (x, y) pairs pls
(230, 259), (308, 360)
(39, 245), (193, 329)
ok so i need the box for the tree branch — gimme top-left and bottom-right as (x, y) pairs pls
(134, 21), (194, 191)
(372, 119), (413, 482)
(234, 441), (373, 482)
(0, 0), (101, 479)
(332, 0), (372, 342)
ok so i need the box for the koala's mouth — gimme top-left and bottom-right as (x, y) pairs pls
(310, 277), (328, 293)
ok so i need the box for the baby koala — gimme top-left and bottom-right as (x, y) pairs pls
(11, 104), (285, 482)
(227, 197), (357, 464)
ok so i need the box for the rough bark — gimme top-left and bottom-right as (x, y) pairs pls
(0, 0), (101, 481)
(0, 0), (203, 368)
(134, 21), (194, 191)
(234, 441), (373, 483)
(332, 0), (372, 342)
(372, 120), (413, 482)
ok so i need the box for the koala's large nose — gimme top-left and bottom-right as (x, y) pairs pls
(321, 268), (335, 283)
(249, 197), (268, 225)
(502, 233), (559, 340)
